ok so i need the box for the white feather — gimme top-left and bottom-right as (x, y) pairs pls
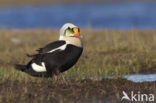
(31, 62), (46, 72)
(48, 42), (68, 53)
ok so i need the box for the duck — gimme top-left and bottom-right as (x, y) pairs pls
(15, 23), (83, 77)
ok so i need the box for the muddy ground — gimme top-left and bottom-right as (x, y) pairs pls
(0, 29), (155, 103)
(0, 78), (155, 103)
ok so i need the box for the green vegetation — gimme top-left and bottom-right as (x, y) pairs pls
(0, 29), (155, 103)
(0, 29), (156, 81)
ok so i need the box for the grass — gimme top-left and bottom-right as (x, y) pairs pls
(0, 0), (154, 6)
(0, 0), (117, 6)
(0, 29), (155, 103)
(0, 29), (156, 81)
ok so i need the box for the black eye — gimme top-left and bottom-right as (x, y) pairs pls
(67, 27), (71, 30)
(71, 28), (74, 31)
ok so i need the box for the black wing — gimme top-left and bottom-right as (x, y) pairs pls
(42, 45), (83, 74)
(37, 40), (66, 53)
(26, 45), (83, 77)
(27, 40), (66, 57)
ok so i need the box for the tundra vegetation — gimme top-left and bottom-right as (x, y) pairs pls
(0, 29), (155, 103)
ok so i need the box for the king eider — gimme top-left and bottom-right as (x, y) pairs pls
(15, 23), (83, 77)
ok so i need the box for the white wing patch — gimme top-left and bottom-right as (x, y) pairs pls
(31, 62), (46, 72)
(48, 43), (68, 53)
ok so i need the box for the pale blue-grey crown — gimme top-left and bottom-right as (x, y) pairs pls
(60, 23), (77, 36)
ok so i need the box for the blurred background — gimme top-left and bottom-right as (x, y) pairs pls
(0, 1), (156, 103)
(0, 0), (156, 29)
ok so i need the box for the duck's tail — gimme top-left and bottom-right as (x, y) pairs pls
(15, 64), (27, 71)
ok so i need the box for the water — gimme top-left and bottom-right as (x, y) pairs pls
(96, 74), (156, 83)
(0, 2), (156, 29)
(124, 74), (156, 83)
(106, 74), (156, 83)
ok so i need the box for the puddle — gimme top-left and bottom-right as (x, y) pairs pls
(124, 74), (156, 83)
(97, 74), (156, 83)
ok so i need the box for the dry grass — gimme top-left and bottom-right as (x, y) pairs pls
(0, 29), (156, 103)
(0, 29), (156, 81)
(0, 0), (154, 6)
(0, 0), (109, 5)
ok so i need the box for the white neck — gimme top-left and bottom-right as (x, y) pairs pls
(59, 36), (63, 40)
(59, 36), (83, 48)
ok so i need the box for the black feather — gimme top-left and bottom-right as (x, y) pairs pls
(37, 40), (66, 53)
(14, 40), (83, 78)
(15, 64), (27, 71)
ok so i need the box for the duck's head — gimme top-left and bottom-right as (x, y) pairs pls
(59, 23), (81, 40)
(59, 23), (83, 47)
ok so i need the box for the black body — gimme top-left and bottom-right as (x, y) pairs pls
(15, 40), (83, 77)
